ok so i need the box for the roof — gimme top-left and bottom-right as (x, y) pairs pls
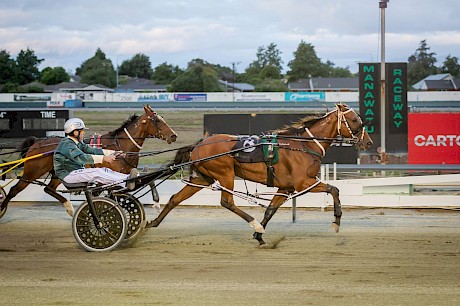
(115, 77), (167, 92)
(219, 80), (255, 92)
(288, 77), (358, 91)
(412, 74), (459, 91)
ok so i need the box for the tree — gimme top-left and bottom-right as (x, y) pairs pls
(0, 50), (16, 84)
(407, 40), (439, 86)
(440, 55), (460, 77)
(119, 53), (153, 79)
(286, 40), (322, 81)
(244, 42), (283, 83)
(77, 48), (116, 87)
(15, 48), (43, 85)
(152, 62), (183, 84)
(286, 41), (352, 81)
(40, 66), (70, 85)
(169, 58), (222, 92)
(255, 79), (288, 92)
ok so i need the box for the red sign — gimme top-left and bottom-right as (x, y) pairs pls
(408, 113), (460, 164)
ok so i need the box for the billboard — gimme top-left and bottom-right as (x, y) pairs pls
(359, 62), (408, 153)
(408, 113), (460, 164)
(0, 109), (69, 138)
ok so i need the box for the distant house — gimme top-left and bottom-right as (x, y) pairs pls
(288, 77), (358, 92)
(412, 74), (460, 91)
(115, 77), (167, 93)
(219, 80), (255, 92)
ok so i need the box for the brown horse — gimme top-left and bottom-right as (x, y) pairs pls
(146, 104), (373, 245)
(0, 105), (177, 217)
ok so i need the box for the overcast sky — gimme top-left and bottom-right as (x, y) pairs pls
(1, 0), (459, 75)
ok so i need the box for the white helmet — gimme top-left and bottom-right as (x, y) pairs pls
(64, 118), (87, 134)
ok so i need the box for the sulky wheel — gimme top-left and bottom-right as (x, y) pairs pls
(72, 197), (127, 252)
(113, 193), (146, 241)
(0, 187), (6, 219)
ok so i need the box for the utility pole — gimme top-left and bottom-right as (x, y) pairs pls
(379, 0), (389, 163)
(231, 61), (241, 102)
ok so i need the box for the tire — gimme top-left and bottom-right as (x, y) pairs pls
(113, 193), (146, 241)
(72, 197), (127, 252)
(0, 187), (6, 219)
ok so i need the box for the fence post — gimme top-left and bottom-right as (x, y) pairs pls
(292, 198), (296, 223)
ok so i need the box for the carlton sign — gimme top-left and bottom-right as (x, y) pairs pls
(408, 113), (460, 164)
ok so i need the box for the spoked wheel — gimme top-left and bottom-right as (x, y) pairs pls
(0, 187), (6, 219)
(72, 197), (127, 252)
(113, 193), (146, 241)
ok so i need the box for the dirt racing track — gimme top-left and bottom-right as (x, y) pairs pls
(0, 202), (459, 305)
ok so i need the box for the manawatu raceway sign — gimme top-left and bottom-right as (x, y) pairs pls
(408, 113), (460, 164)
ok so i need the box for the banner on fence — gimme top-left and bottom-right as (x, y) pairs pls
(408, 113), (460, 164)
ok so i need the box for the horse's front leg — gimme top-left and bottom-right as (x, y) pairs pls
(253, 190), (289, 245)
(310, 182), (342, 233)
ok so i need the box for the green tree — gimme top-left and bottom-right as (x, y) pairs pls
(0, 50), (16, 84)
(152, 62), (183, 84)
(321, 60), (353, 78)
(40, 66), (70, 85)
(169, 59), (221, 92)
(286, 41), (352, 81)
(15, 48), (43, 85)
(254, 79), (287, 92)
(244, 43), (283, 83)
(0, 82), (19, 93)
(119, 53), (153, 79)
(407, 40), (439, 85)
(286, 40), (322, 81)
(77, 48), (116, 88)
(440, 55), (460, 77)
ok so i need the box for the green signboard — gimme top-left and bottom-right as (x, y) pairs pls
(359, 62), (408, 153)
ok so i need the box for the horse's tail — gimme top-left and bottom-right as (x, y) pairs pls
(19, 136), (38, 158)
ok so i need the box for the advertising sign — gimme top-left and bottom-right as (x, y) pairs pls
(408, 113), (460, 164)
(359, 63), (381, 150)
(285, 92), (325, 102)
(359, 62), (408, 153)
(174, 94), (207, 102)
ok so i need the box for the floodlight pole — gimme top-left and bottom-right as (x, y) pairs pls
(379, 0), (389, 162)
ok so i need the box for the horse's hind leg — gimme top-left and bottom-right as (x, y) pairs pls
(1, 179), (31, 214)
(217, 177), (265, 239)
(253, 190), (289, 245)
(44, 178), (73, 216)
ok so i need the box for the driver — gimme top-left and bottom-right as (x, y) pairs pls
(54, 118), (138, 194)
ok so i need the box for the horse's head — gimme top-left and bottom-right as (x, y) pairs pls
(143, 105), (177, 144)
(336, 104), (373, 150)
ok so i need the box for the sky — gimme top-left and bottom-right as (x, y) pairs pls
(1, 0), (459, 75)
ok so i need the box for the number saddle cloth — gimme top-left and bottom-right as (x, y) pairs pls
(231, 135), (279, 187)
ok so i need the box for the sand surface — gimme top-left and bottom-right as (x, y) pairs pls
(1, 203), (459, 305)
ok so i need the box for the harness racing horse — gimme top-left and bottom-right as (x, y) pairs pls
(146, 104), (373, 245)
(0, 105), (177, 218)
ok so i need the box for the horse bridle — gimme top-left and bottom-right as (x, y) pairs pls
(304, 106), (365, 157)
(336, 107), (366, 144)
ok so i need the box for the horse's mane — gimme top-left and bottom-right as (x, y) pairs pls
(107, 114), (139, 136)
(272, 114), (326, 135)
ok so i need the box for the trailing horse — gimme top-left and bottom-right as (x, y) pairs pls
(146, 104), (373, 245)
(0, 105), (177, 218)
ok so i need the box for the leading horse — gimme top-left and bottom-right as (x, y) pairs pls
(0, 105), (177, 218)
(146, 104), (373, 245)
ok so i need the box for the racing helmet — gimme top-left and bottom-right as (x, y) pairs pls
(64, 118), (88, 134)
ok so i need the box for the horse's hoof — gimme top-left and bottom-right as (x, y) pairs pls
(253, 232), (265, 245)
(332, 222), (340, 233)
